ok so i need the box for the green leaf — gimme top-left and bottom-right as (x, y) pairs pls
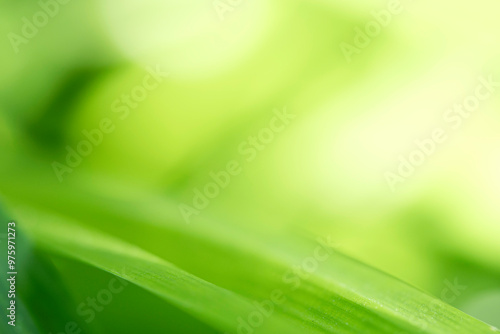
(9, 200), (499, 334)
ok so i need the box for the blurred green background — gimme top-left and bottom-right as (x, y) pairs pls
(1, 0), (500, 332)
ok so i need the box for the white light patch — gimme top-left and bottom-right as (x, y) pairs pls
(99, 0), (270, 78)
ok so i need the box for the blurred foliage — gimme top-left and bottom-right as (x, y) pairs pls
(1, 0), (499, 332)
